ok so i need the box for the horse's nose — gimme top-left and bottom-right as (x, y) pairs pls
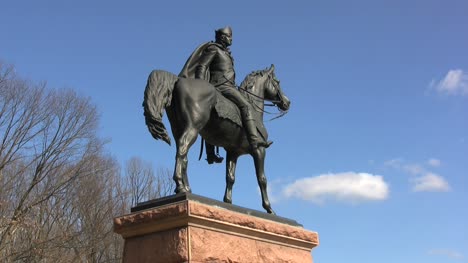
(282, 97), (291, 110)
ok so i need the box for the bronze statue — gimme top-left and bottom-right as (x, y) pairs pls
(180, 26), (272, 164)
(143, 27), (290, 214)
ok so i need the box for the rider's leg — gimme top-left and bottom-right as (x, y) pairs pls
(220, 87), (272, 150)
(243, 113), (273, 150)
(205, 141), (223, 164)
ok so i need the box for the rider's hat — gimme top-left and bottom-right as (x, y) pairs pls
(215, 26), (232, 36)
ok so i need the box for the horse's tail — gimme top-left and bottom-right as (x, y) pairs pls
(143, 70), (178, 145)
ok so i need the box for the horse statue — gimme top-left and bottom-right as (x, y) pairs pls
(143, 64), (290, 214)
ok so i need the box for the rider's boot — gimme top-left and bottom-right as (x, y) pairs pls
(244, 119), (273, 150)
(206, 142), (223, 164)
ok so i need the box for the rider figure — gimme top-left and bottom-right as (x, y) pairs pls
(181, 26), (272, 164)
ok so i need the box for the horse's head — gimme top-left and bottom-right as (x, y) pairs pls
(264, 64), (290, 112)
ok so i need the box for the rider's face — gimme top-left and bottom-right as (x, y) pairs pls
(222, 33), (232, 47)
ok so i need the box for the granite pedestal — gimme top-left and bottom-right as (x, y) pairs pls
(114, 193), (319, 263)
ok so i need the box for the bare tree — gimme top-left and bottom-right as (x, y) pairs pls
(66, 155), (124, 263)
(125, 157), (154, 206)
(124, 157), (173, 206)
(0, 62), (173, 262)
(0, 63), (113, 261)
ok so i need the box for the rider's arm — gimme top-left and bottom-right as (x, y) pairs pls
(195, 45), (217, 79)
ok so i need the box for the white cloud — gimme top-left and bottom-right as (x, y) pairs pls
(385, 158), (451, 193)
(282, 172), (389, 204)
(429, 249), (464, 260)
(403, 163), (425, 175)
(427, 158), (441, 167)
(385, 158), (426, 175)
(412, 173), (450, 192)
(431, 69), (468, 96)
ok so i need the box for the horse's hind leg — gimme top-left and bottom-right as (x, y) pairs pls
(170, 78), (214, 194)
(223, 151), (239, 204)
(173, 127), (198, 193)
(252, 147), (275, 214)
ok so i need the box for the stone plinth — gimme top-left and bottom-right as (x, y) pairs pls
(114, 193), (319, 263)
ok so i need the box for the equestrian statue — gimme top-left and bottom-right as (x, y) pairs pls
(143, 26), (290, 214)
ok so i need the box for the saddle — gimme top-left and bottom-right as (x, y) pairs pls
(214, 91), (269, 141)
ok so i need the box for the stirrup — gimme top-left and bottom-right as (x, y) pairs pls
(206, 153), (224, 164)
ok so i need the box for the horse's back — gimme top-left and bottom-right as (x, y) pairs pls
(172, 78), (217, 127)
(175, 78), (216, 104)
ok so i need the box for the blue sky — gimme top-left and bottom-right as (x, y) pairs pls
(1, 0), (467, 262)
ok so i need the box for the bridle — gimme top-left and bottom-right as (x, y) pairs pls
(239, 72), (288, 120)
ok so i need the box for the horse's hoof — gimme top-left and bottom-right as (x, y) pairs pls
(175, 187), (188, 194)
(263, 204), (275, 215)
(223, 197), (232, 204)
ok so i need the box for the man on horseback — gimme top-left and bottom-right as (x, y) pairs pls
(179, 26), (272, 164)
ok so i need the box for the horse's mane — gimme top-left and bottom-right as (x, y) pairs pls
(239, 68), (269, 101)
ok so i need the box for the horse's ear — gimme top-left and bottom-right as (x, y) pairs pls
(269, 64), (275, 73)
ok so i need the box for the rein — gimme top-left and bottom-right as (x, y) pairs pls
(238, 86), (281, 105)
(238, 85), (287, 121)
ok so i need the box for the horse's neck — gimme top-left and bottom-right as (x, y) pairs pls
(249, 81), (265, 120)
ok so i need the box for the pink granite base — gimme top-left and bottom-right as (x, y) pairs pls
(114, 200), (319, 263)
(122, 228), (189, 263)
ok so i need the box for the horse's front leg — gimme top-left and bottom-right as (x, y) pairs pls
(173, 127), (198, 193)
(251, 147), (275, 214)
(223, 151), (239, 204)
